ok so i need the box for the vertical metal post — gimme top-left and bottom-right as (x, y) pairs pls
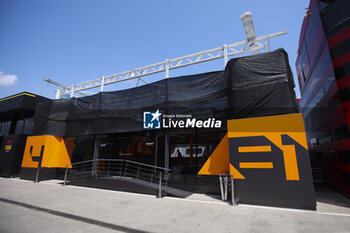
(35, 164), (40, 183)
(35, 145), (44, 183)
(224, 175), (228, 201)
(195, 129), (198, 184)
(136, 166), (140, 179)
(55, 89), (60, 99)
(265, 37), (271, 52)
(120, 160), (123, 178)
(64, 165), (68, 186)
(165, 59), (170, 78)
(154, 136), (158, 167)
(92, 137), (99, 177)
(70, 85), (75, 98)
(219, 174), (224, 201)
(230, 175), (236, 205)
(124, 163), (128, 177)
(150, 169), (154, 183)
(158, 172), (162, 198)
(164, 132), (169, 180)
(100, 76), (105, 92)
(223, 44), (229, 65)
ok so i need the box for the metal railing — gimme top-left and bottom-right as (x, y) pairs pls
(64, 159), (171, 197)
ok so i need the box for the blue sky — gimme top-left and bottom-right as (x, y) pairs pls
(0, 0), (309, 99)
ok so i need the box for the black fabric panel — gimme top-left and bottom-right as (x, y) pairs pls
(33, 48), (298, 137)
(0, 134), (28, 177)
(0, 93), (49, 117)
(33, 71), (228, 136)
(0, 95), (26, 113)
(225, 48), (298, 119)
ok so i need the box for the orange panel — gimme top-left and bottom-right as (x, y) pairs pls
(227, 113), (307, 181)
(198, 134), (229, 175)
(238, 146), (271, 153)
(198, 134), (245, 179)
(21, 135), (73, 168)
(239, 162), (274, 169)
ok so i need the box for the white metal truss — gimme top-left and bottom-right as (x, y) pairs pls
(45, 78), (91, 98)
(50, 11), (287, 99)
(56, 30), (286, 99)
(55, 30), (286, 99)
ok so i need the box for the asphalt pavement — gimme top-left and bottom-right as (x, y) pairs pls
(0, 178), (350, 233)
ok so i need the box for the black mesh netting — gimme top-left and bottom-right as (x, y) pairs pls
(33, 48), (298, 137)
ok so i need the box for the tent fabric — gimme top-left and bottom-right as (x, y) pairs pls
(33, 48), (298, 137)
(225, 48), (298, 119)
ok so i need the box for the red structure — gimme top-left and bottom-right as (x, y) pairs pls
(296, 0), (350, 198)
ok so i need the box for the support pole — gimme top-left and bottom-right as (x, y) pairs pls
(35, 145), (45, 183)
(35, 164), (40, 183)
(70, 85), (75, 98)
(189, 138), (193, 164)
(224, 175), (228, 201)
(92, 137), (99, 177)
(55, 90), (60, 99)
(157, 172), (162, 198)
(265, 36), (271, 52)
(100, 76), (105, 92)
(64, 165), (68, 186)
(229, 175), (236, 205)
(219, 174), (224, 201)
(223, 44), (229, 65)
(165, 59), (170, 78)
(154, 136), (158, 167)
(164, 132), (169, 180)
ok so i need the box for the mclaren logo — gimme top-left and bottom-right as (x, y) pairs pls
(198, 113), (316, 209)
(198, 113), (310, 181)
(229, 134), (306, 181)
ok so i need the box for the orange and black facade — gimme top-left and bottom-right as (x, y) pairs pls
(296, 0), (350, 198)
(0, 92), (49, 177)
(0, 49), (319, 209)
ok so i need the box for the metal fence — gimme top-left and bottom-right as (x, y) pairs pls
(64, 159), (171, 197)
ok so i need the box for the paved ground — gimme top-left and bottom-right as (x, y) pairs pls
(0, 178), (350, 233)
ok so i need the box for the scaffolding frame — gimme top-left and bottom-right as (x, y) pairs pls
(51, 12), (287, 99)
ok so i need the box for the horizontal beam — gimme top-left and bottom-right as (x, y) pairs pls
(57, 30), (286, 98)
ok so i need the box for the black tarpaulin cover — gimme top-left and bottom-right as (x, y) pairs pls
(33, 48), (298, 137)
(225, 48), (298, 119)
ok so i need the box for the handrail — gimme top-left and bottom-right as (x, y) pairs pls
(67, 158), (171, 172)
(64, 158), (170, 198)
(68, 159), (95, 166)
(125, 160), (171, 172)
